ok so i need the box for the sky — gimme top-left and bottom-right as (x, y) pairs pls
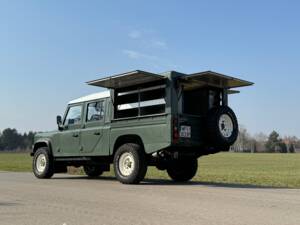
(0, 0), (299, 137)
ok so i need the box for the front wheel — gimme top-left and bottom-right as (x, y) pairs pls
(33, 147), (54, 179)
(167, 158), (198, 182)
(113, 143), (147, 184)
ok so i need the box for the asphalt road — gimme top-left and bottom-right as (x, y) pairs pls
(0, 172), (300, 225)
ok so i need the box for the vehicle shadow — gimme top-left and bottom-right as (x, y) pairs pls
(52, 175), (286, 189)
(0, 202), (19, 207)
(143, 179), (285, 189)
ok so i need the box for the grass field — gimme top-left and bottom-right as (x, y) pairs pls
(1, 152), (300, 188)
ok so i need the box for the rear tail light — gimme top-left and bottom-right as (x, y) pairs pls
(173, 117), (179, 143)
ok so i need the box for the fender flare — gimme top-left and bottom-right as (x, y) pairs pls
(112, 134), (145, 156)
(31, 139), (53, 156)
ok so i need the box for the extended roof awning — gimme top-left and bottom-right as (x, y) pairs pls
(87, 70), (166, 89)
(181, 71), (254, 90)
(227, 90), (240, 95)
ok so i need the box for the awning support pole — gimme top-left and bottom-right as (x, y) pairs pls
(222, 89), (228, 106)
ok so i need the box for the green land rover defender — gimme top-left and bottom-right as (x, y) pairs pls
(31, 70), (253, 184)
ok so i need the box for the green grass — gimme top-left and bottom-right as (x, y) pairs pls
(1, 152), (300, 188)
(0, 152), (32, 172)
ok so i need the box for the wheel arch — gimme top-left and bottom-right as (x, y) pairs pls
(31, 140), (53, 156)
(112, 135), (145, 156)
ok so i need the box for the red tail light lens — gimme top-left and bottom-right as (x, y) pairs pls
(173, 117), (179, 143)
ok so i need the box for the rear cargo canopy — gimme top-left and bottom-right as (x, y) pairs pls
(87, 70), (166, 89)
(87, 70), (167, 119)
(181, 71), (254, 90)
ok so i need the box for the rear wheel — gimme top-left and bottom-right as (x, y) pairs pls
(33, 147), (54, 179)
(167, 158), (198, 182)
(83, 165), (103, 178)
(114, 143), (147, 184)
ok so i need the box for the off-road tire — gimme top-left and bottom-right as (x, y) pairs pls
(33, 147), (54, 179)
(83, 165), (103, 178)
(114, 143), (147, 184)
(207, 106), (238, 148)
(167, 158), (198, 182)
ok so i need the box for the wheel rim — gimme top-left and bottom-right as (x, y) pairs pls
(118, 152), (135, 177)
(219, 114), (234, 138)
(36, 154), (47, 173)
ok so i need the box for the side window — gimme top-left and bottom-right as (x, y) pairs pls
(64, 105), (82, 125)
(86, 101), (104, 122)
(115, 82), (166, 119)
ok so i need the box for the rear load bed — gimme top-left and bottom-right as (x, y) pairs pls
(87, 70), (253, 154)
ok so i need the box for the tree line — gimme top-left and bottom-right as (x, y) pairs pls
(0, 128), (35, 151)
(231, 126), (300, 153)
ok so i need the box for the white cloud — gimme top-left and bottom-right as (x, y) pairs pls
(151, 40), (167, 49)
(122, 49), (178, 70)
(128, 30), (142, 39)
(122, 50), (158, 61)
(128, 30), (167, 49)
(123, 50), (142, 59)
(124, 29), (172, 69)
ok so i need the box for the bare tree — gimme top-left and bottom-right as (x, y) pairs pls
(232, 125), (253, 152)
(283, 136), (298, 153)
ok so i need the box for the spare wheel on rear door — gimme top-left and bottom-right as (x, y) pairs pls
(207, 106), (238, 148)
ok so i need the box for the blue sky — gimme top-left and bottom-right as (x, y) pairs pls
(0, 0), (299, 137)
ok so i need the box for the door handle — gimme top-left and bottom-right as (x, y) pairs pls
(94, 132), (101, 135)
(72, 133), (79, 138)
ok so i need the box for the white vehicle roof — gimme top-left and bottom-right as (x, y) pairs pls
(68, 91), (110, 104)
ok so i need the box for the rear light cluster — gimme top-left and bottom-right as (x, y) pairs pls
(173, 117), (179, 143)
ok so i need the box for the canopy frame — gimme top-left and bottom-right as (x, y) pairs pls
(87, 70), (166, 89)
(180, 71), (254, 90)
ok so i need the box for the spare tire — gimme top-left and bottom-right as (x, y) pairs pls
(207, 106), (238, 148)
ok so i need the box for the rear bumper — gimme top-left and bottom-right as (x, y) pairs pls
(160, 144), (225, 158)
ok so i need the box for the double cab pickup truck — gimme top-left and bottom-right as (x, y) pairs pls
(31, 70), (253, 184)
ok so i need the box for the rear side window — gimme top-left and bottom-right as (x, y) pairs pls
(86, 101), (104, 122)
(64, 105), (82, 125)
(115, 82), (166, 119)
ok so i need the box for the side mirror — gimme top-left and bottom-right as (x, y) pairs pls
(56, 115), (63, 131)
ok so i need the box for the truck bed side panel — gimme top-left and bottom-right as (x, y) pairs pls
(110, 114), (171, 154)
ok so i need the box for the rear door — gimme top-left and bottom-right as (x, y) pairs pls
(80, 100), (108, 155)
